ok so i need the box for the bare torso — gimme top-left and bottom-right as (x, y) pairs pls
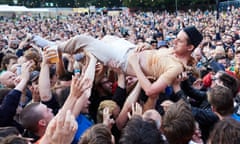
(125, 48), (184, 85)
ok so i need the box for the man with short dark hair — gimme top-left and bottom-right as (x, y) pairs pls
(162, 100), (195, 144)
(0, 53), (18, 72)
(119, 116), (164, 144)
(208, 85), (234, 118)
(208, 117), (240, 144)
(20, 102), (54, 142)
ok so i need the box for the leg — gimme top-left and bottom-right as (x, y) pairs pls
(32, 35), (55, 48)
(57, 35), (92, 54)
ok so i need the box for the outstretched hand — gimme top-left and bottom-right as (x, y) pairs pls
(69, 73), (92, 98)
(135, 42), (151, 52)
(42, 46), (59, 64)
(128, 102), (143, 119)
(20, 61), (35, 82)
(107, 59), (123, 74)
(41, 110), (78, 144)
(14, 61), (33, 86)
(160, 100), (174, 112)
(103, 107), (115, 129)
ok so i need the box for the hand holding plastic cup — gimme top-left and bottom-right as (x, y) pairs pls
(45, 45), (59, 64)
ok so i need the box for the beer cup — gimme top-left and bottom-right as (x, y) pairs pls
(46, 45), (59, 64)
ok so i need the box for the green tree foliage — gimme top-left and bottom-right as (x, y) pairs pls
(0, 0), (219, 9)
(122, 0), (217, 11)
(0, 0), (13, 5)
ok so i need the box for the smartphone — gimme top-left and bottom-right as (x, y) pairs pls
(16, 65), (21, 75)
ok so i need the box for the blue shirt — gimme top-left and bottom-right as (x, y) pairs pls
(232, 113), (240, 122)
(72, 114), (93, 144)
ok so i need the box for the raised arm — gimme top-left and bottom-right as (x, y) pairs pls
(108, 59), (127, 108)
(0, 61), (33, 126)
(128, 53), (168, 97)
(15, 61), (33, 91)
(81, 52), (97, 98)
(115, 82), (141, 130)
(40, 110), (78, 144)
(39, 74), (92, 144)
(39, 50), (53, 102)
(82, 52), (97, 80)
(60, 73), (92, 117)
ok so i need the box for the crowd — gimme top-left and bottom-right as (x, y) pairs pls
(0, 6), (240, 144)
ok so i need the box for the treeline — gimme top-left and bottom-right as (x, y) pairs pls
(1, 0), (226, 11)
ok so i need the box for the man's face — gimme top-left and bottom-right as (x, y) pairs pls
(205, 36), (211, 42)
(0, 71), (16, 88)
(37, 103), (54, 124)
(173, 30), (192, 56)
(235, 53), (240, 65)
(225, 35), (233, 44)
(210, 72), (222, 88)
(218, 59), (227, 68)
(50, 74), (58, 87)
(227, 48), (234, 59)
(234, 40), (240, 48)
(100, 77), (113, 94)
(126, 76), (137, 89)
(193, 48), (202, 61)
(0, 39), (6, 50)
(7, 58), (17, 71)
(9, 40), (19, 49)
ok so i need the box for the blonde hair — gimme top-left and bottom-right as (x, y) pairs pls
(97, 100), (117, 123)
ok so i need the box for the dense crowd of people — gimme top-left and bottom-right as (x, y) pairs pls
(0, 6), (240, 144)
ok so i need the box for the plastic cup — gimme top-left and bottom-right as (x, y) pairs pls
(46, 45), (59, 64)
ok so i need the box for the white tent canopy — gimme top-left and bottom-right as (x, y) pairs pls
(0, 5), (49, 12)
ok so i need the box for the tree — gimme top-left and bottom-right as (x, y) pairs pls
(0, 0), (14, 5)
(0, 0), (218, 9)
(119, 0), (210, 9)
